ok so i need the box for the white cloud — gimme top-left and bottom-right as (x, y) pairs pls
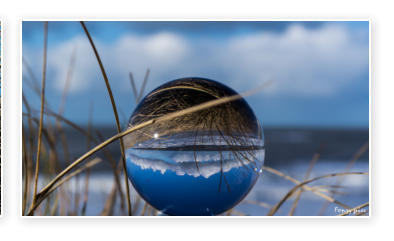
(24, 32), (189, 93)
(223, 24), (368, 96)
(49, 36), (100, 92)
(127, 151), (263, 179)
(25, 23), (368, 97)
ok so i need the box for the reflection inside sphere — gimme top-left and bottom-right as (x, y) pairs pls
(123, 77), (264, 215)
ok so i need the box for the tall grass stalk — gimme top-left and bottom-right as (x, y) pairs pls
(288, 151), (320, 215)
(136, 69), (150, 103)
(262, 166), (352, 209)
(22, 128), (29, 214)
(31, 158), (103, 212)
(80, 21), (132, 216)
(30, 22), (48, 210)
(318, 142), (369, 215)
(26, 81), (271, 215)
(22, 22), (368, 216)
(267, 172), (368, 216)
(128, 73), (138, 102)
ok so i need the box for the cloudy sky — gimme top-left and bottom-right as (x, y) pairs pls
(22, 21), (369, 128)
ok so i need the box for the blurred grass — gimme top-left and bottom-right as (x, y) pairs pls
(21, 21), (369, 216)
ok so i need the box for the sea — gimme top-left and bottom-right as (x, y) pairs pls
(30, 126), (369, 216)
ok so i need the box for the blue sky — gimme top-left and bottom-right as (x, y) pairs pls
(22, 21), (369, 128)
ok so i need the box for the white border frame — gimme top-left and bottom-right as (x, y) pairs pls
(19, 19), (372, 219)
(1, 19), (3, 217)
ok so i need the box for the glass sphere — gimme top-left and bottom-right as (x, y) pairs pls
(123, 77), (264, 215)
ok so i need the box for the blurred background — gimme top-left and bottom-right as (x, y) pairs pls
(22, 21), (369, 216)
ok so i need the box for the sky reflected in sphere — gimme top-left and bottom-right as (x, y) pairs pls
(124, 77), (264, 215)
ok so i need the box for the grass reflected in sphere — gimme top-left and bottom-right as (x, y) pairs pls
(124, 77), (265, 215)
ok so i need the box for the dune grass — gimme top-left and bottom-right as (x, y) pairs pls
(22, 21), (369, 216)
(30, 21), (48, 210)
(80, 21), (132, 216)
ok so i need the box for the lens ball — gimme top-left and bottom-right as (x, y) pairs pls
(124, 77), (264, 215)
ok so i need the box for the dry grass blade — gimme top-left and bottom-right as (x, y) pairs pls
(288, 151), (320, 215)
(338, 202), (369, 216)
(128, 72), (138, 102)
(136, 69), (150, 103)
(33, 158), (103, 215)
(50, 194), (60, 215)
(231, 210), (247, 216)
(141, 202), (148, 216)
(80, 21), (132, 216)
(42, 110), (95, 140)
(243, 200), (272, 209)
(23, 59), (51, 110)
(81, 102), (94, 215)
(23, 111), (97, 149)
(22, 57), (41, 98)
(96, 132), (126, 211)
(318, 142), (369, 215)
(308, 185), (346, 195)
(22, 93), (36, 215)
(26, 81), (271, 215)
(101, 186), (117, 216)
(22, 128), (29, 214)
(132, 195), (142, 214)
(54, 45), (77, 167)
(262, 166), (352, 209)
(267, 172), (368, 216)
(58, 45), (77, 116)
(30, 21), (48, 210)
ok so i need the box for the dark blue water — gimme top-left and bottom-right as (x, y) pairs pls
(41, 159), (368, 216)
(126, 147), (265, 215)
(29, 127), (368, 216)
